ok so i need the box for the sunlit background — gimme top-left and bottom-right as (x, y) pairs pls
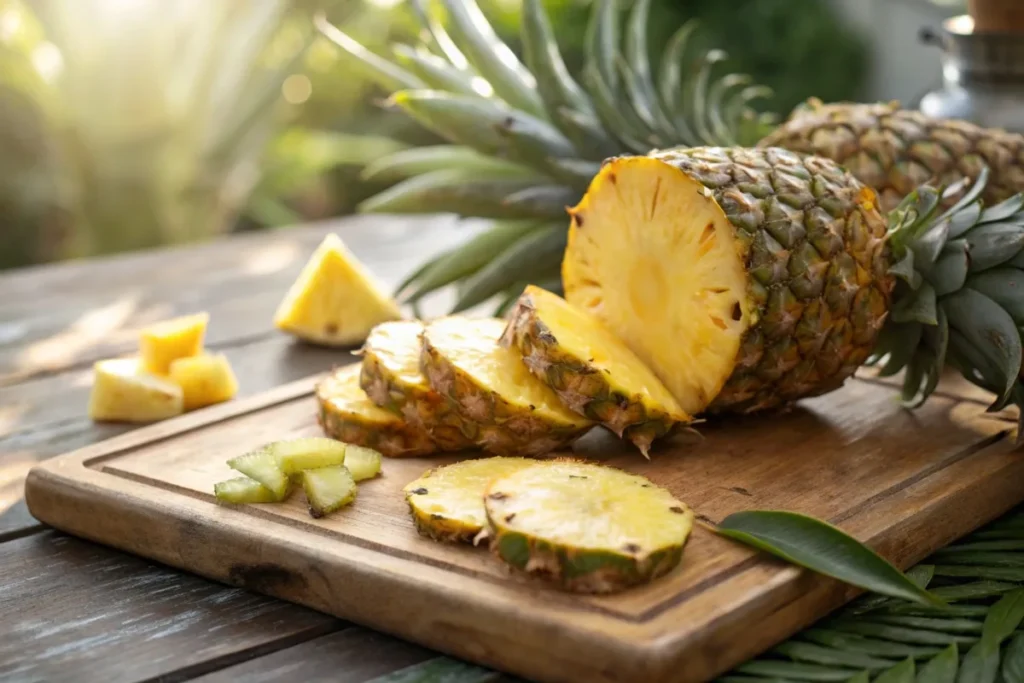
(0, 0), (967, 271)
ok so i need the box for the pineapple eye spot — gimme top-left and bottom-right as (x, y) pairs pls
(325, 322), (338, 335)
(732, 302), (742, 321)
(699, 222), (716, 244)
(709, 316), (728, 331)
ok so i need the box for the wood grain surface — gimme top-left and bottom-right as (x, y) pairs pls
(25, 362), (1024, 683)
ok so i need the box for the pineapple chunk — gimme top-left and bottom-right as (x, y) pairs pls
(316, 364), (437, 458)
(403, 457), (536, 543)
(300, 466), (357, 518)
(274, 233), (402, 346)
(484, 460), (694, 594)
(214, 477), (278, 504)
(343, 445), (382, 482)
(227, 449), (291, 500)
(168, 353), (238, 411)
(88, 358), (184, 423)
(266, 437), (348, 475)
(421, 317), (593, 457)
(140, 312), (209, 374)
(501, 285), (691, 456)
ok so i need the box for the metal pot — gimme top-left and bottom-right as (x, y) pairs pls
(918, 14), (1024, 133)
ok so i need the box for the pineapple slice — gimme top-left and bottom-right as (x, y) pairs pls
(501, 285), (691, 456)
(227, 449), (291, 500)
(484, 460), (694, 594)
(420, 317), (593, 457)
(316, 364), (437, 458)
(274, 233), (402, 346)
(359, 320), (477, 452)
(562, 156), (751, 416)
(88, 358), (184, 423)
(403, 457), (536, 543)
(168, 353), (239, 411)
(343, 445), (383, 482)
(300, 465), (357, 518)
(266, 437), (349, 475)
(214, 477), (278, 504)
(140, 312), (209, 375)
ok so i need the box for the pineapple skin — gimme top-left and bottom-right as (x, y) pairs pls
(316, 365), (437, 458)
(500, 287), (687, 456)
(359, 321), (477, 452)
(759, 99), (1024, 213)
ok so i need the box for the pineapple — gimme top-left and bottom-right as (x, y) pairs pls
(500, 285), (690, 455)
(274, 233), (402, 347)
(316, 364), (437, 458)
(359, 320), (477, 451)
(168, 353), (239, 411)
(484, 460), (694, 594)
(88, 358), (184, 423)
(403, 456), (536, 543)
(420, 317), (593, 456)
(300, 466), (358, 518)
(227, 449), (291, 501)
(140, 312), (208, 375)
(343, 445), (383, 482)
(214, 477), (278, 505)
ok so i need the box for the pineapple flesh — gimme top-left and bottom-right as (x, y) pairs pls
(420, 317), (593, 456)
(88, 358), (185, 423)
(563, 147), (893, 416)
(274, 233), (402, 346)
(316, 364), (437, 458)
(500, 285), (690, 455)
(359, 320), (477, 452)
(168, 353), (239, 411)
(140, 312), (209, 375)
(403, 456), (536, 543)
(484, 460), (694, 594)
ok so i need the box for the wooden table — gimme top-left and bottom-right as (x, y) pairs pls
(0, 215), (515, 683)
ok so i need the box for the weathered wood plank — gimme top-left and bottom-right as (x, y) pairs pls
(0, 531), (342, 683)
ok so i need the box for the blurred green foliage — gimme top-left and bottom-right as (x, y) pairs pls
(0, 0), (868, 270)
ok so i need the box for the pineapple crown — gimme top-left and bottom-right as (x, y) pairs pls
(872, 166), (1024, 435)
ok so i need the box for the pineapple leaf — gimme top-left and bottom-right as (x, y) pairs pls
(542, 157), (602, 193)
(521, 0), (593, 121)
(392, 45), (479, 96)
(734, 660), (861, 680)
(439, 0), (545, 118)
(360, 145), (535, 183)
(946, 201), (983, 240)
(726, 86), (776, 146)
(891, 282), (937, 326)
(553, 107), (620, 161)
(582, 62), (653, 153)
(979, 193), (1024, 225)
(707, 74), (752, 146)
(314, 15), (426, 92)
(964, 223), (1024, 272)
(944, 289), (1022, 409)
(872, 657), (915, 683)
(916, 644), (959, 683)
(966, 269), (1024, 326)
(615, 55), (669, 143)
(658, 19), (700, 142)
(409, 0), (470, 71)
(876, 322), (923, 377)
(908, 218), (950, 271)
(689, 49), (730, 146)
(623, 0), (676, 138)
(927, 244), (969, 297)
(357, 169), (542, 219)
(584, 0), (621, 95)
(501, 185), (578, 219)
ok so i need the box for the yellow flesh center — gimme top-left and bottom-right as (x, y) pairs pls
(425, 317), (590, 427)
(364, 320), (431, 389)
(488, 462), (693, 554)
(562, 157), (750, 415)
(321, 364), (405, 424)
(525, 286), (688, 419)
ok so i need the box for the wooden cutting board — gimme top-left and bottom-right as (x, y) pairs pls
(24, 365), (1024, 683)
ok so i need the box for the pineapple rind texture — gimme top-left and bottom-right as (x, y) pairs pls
(484, 460), (694, 594)
(316, 364), (437, 458)
(420, 317), (593, 457)
(500, 285), (690, 456)
(359, 320), (477, 452)
(758, 99), (1024, 214)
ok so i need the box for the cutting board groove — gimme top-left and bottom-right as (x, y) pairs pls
(25, 367), (1024, 683)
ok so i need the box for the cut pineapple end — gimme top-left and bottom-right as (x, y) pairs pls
(423, 317), (590, 428)
(519, 285), (689, 421)
(88, 358), (184, 423)
(361, 320), (429, 390)
(274, 233), (402, 346)
(168, 353), (238, 411)
(214, 477), (278, 504)
(344, 445), (382, 482)
(140, 312), (209, 374)
(562, 157), (750, 416)
(227, 449), (291, 500)
(404, 457), (537, 543)
(301, 465), (357, 518)
(266, 437), (348, 474)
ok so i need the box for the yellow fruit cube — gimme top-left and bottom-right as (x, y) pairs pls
(273, 233), (402, 346)
(88, 358), (184, 423)
(140, 312), (210, 374)
(169, 353), (239, 411)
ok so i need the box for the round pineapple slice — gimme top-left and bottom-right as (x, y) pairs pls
(484, 460), (694, 594)
(500, 285), (691, 456)
(403, 456), (536, 542)
(420, 317), (593, 457)
(359, 320), (477, 452)
(316, 364), (436, 458)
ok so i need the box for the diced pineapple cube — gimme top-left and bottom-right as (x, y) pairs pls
(214, 477), (278, 504)
(265, 437), (348, 475)
(227, 449), (291, 500)
(168, 353), (239, 411)
(343, 445), (382, 482)
(140, 312), (209, 374)
(88, 358), (184, 423)
(300, 466), (357, 518)
(273, 233), (402, 347)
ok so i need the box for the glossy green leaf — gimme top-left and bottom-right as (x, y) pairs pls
(934, 565), (1024, 581)
(892, 282), (937, 325)
(1001, 633), (1024, 683)
(937, 166), (989, 229)
(582, 61), (655, 153)
(715, 511), (944, 606)
(772, 641), (897, 670)
(657, 19), (699, 142)
(965, 223), (1024, 272)
(315, 16), (425, 92)
(876, 321), (923, 377)
(909, 217), (951, 270)
(966, 269), (1024, 325)
(943, 288), (1023, 408)
(980, 588), (1024, 643)
(802, 630), (941, 659)
(392, 45), (479, 96)
(361, 145), (537, 183)
(689, 49), (729, 145)
(707, 73), (752, 145)
(616, 54), (664, 141)
(956, 640), (1000, 683)
(623, 0), (674, 137)
(946, 201), (983, 240)
(845, 672), (871, 683)
(874, 657), (915, 683)
(928, 245), (969, 297)
(978, 193), (1024, 224)
(916, 644), (958, 683)
(826, 621), (977, 647)
(520, 0), (591, 118)
(889, 248), (922, 289)
(357, 170), (541, 219)
(584, 0), (620, 95)
(870, 616), (982, 634)
(408, 0), (469, 70)
(734, 659), (859, 681)
(501, 185), (578, 219)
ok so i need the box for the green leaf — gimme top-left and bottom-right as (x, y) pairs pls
(981, 588), (1024, 644)
(361, 146), (535, 183)
(802, 629), (941, 659)
(707, 73), (753, 145)
(826, 621), (977, 647)
(392, 45), (480, 96)
(657, 19), (700, 142)
(876, 321), (923, 377)
(909, 217), (951, 270)
(943, 288), (1023, 408)
(966, 269), (1024, 326)
(734, 659), (859, 681)
(408, 0), (470, 70)
(366, 656), (499, 683)
(582, 61), (655, 153)
(501, 186), (578, 219)
(965, 223), (1024, 272)
(917, 644), (958, 683)
(889, 248), (922, 289)
(357, 170), (543, 219)
(956, 640), (1000, 683)
(439, 0), (545, 118)
(314, 16), (425, 92)
(584, 0), (620, 95)
(689, 49), (730, 146)
(871, 616), (982, 634)
(892, 282), (938, 325)
(938, 166), (989, 230)
(623, 0), (675, 137)
(715, 511), (944, 607)
(874, 657), (915, 683)
(844, 675), (870, 683)
(928, 244), (970, 297)
(1001, 633), (1024, 683)
(772, 641), (897, 670)
(934, 566), (1024, 581)
(978, 193), (1024, 224)
(946, 201), (983, 240)
(520, 0), (594, 128)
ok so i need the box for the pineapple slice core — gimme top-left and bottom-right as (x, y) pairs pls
(563, 157), (750, 415)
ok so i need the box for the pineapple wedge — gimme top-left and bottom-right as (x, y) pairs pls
(214, 477), (278, 504)
(360, 320), (476, 452)
(343, 445), (383, 482)
(168, 353), (239, 411)
(501, 285), (691, 456)
(88, 358), (184, 423)
(140, 312), (209, 374)
(316, 364), (437, 458)
(485, 460), (694, 594)
(274, 233), (402, 346)
(300, 465), (357, 518)
(403, 457), (535, 543)
(421, 317), (593, 457)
